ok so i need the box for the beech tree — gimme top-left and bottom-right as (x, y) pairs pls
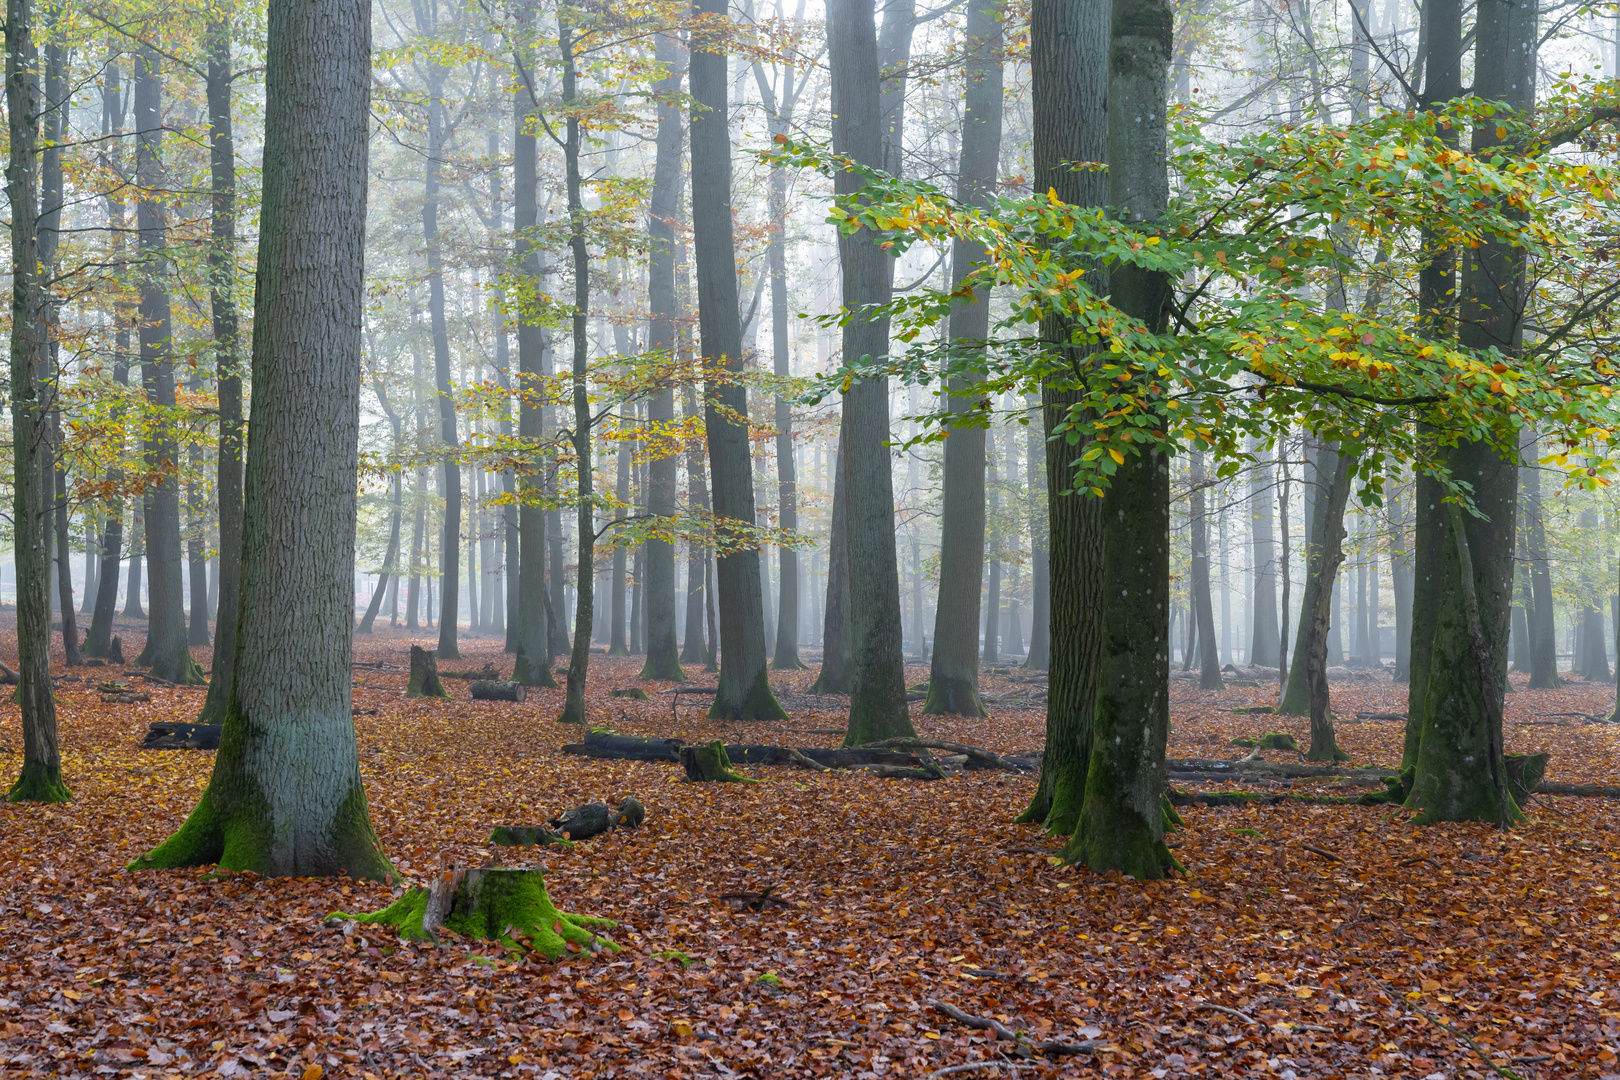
(6, 0), (70, 803)
(134, 0), (392, 877)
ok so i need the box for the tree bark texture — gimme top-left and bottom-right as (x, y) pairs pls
(1190, 453), (1223, 690)
(1064, 0), (1177, 879)
(1295, 448), (1353, 761)
(133, 49), (203, 685)
(829, 0), (913, 745)
(6, 0), (69, 801)
(691, 0), (786, 721)
(197, 23), (244, 726)
(1248, 446), (1280, 667)
(132, 0), (391, 877)
(641, 31), (686, 682)
(923, 0), (1002, 714)
(1014, 0), (1108, 835)
(1520, 431), (1560, 688)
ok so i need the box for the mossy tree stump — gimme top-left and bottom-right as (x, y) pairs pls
(681, 739), (755, 783)
(336, 868), (616, 957)
(408, 645), (448, 699)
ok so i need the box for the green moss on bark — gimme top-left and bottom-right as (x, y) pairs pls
(6, 760), (72, 803)
(639, 654), (685, 682)
(709, 668), (788, 722)
(337, 868), (616, 958)
(681, 739), (756, 783)
(921, 675), (987, 718)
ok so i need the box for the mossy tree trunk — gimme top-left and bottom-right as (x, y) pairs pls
(130, 0), (391, 878)
(1063, 0), (1176, 879)
(408, 645), (448, 699)
(6, 0), (70, 803)
(692, 0), (787, 723)
(1014, 0), (1107, 835)
(680, 739), (756, 783)
(339, 868), (615, 957)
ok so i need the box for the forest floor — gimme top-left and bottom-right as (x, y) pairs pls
(2, 625), (1619, 1079)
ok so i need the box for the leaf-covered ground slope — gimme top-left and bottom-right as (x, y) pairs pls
(2, 628), (1618, 1078)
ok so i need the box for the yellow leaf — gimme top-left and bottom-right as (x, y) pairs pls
(671, 1020), (694, 1038)
(1108, 449), (1124, 465)
(302, 1066), (325, 1080)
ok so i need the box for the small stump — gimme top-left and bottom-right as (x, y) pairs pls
(681, 739), (755, 783)
(408, 645), (448, 699)
(334, 867), (616, 957)
(470, 680), (526, 703)
(108, 635), (125, 665)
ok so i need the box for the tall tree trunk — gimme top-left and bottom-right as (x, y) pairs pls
(680, 382), (711, 664)
(981, 429), (1001, 667)
(691, 0), (786, 721)
(420, 47), (462, 660)
(1522, 432), (1559, 688)
(1014, 0), (1107, 835)
(1023, 391), (1050, 670)
(1190, 452), (1223, 689)
(40, 31), (78, 667)
(610, 402), (631, 655)
(641, 30), (685, 681)
(133, 48), (203, 685)
(1296, 448), (1353, 761)
(125, 509), (145, 618)
(753, 20), (809, 672)
(829, 0), (913, 744)
(87, 56), (128, 658)
(6, 0), (69, 800)
(358, 383), (404, 635)
(207, 23), (247, 709)
(132, 0), (390, 876)
(1248, 445), (1280, 667)
(511, 6), (558, 688)
(557, 15), (597, 724)
(1409, 0), (1534, 825)
(185, 364), (211, 647)
(1064, 0), (1176, 879)
(924, 0), (1001, 710)
(811, 430), (851, 691)
(1389, 477), (1413, 680)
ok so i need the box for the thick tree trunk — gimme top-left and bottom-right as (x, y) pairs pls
(1013, 0), (1108, 835)
(981, 430), (1001, 667)
(1024, 395), (1050, 670)
(812, 429), (852, 692)
(1409, 0), (1534, 824)
(924, 0), (1002, 712)
(1190, 452), (1223, 689)
(1403, 464), (1446, 764)
(829, 0), (913, 745)
(641, 32), (686, 682)
(691, 0), (786, 722)
(132, 0), (391, 876)
(6, 0), (69, 801)
(680, 376), (711, 665)
(133, 49), (203, 685)
(1063, 0), (1177, 879)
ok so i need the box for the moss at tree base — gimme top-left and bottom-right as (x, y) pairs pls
(921, 675), (988, 718)
(335, 867), (616, 958)
(6, 760), (72, 803)
(681, 739), (756, 782)
(1065, 802), (1177, 881)
(708, 669), (788, 722)
(639, 656), (685, 682)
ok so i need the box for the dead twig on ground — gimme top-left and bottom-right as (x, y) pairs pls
(931, 1001), (1105, 1057)
(1193, 1003), (1260, 1026)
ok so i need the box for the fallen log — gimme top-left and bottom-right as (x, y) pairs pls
(142, 722), (220, 750)
(1536, 782), (1620, 798)
(492, 797), (645, 846)
(1165, 757), (1398, 782)
(440, 662), (503, 680)
(559, 729), (930, 769)
(561, 731), (685, 762)
(470, 680), (526, 703)
(1355, 711), (1407, 721)
(865, 737), (1037, 771)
